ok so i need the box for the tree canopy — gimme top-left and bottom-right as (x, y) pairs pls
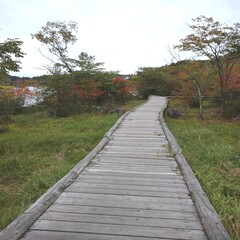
(175, 15), (240, 98)
(32, 21), (78, 73)
(0, 38), (25, 74)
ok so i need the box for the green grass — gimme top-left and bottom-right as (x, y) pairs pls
(166, 100), (240, 239)
(0, 99), (143, 231)
(0, 111), (120, 230)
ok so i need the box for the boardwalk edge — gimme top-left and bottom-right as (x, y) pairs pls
(159, 97), (231, 240)
(0, 98), (150, 240)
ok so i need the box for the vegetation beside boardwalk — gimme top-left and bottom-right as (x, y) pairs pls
(166, 98), (240, 239)
(0, 100), (143, 230)
(0, 112), (119, 230)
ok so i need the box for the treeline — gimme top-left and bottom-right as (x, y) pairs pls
(1, 59), (240, 122)
(1, 16), (240, 122)
(0, 74), (49, 84)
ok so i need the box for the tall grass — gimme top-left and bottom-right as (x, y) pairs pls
(0, 111), (120, 230)
(166, 100), (240, 239)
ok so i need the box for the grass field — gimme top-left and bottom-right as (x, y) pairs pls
(0, 111), (121, 230)
(0, 100), (144, 230)
(166, 99), (240, 240)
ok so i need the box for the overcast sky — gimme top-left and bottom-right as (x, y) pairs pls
(1, 0), (240, 77)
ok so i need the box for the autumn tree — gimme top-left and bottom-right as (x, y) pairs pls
(184, 60), (215, 120)
(174, 16), (240, 100)
(168, 47), (213, 120)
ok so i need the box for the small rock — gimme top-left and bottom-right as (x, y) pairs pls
(167, 108), (181, 118)
(232, 114), (240, 121)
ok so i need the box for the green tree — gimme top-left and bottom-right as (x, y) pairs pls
(184, 60), (214, 120)
(0, 38), (25, 75)
(32, 21), (79, 116)
(136, 67), (174, 99)
(73, 52), (104, 73)
(32, 21), (78, 73)
(0, 37), (25, 123)
(175, 16), (240, 99)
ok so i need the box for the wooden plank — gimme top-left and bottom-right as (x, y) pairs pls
(75, 177), (187, 188)
(91, 160), (176, 166)
(88, 168), (178, 174)
(109, 136), (167, 142)
(86, 169), (179, 176)
(112, 133), (165, 138)
(93, 158), (178, 166)
(54, 198), (196, 213)
(89, 164), (177, 170)
(98, 152), (173, 159)
(66, 182), (189, 193)
(65, 186), (190, 199)
(59, 191), (193, 203)
(21, 230), (167, 240)
(93, 160), (178, 168)
(81, 169), (184, 180)
(91, 163), (178, 169)
(95, 155), (176, 162)
(103, 146), (168, 153)
(87, 169), (179, 176)
(48, 204), (201, 221)
(39, 211), (204, 230)
(29, 220), (207, 240)
(56, 192), (195, 207)
(114, 130), (165, 135)
(107, 142), (169, 147)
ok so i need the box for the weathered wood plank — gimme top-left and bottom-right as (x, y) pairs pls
(56, 193), (195, 210)
(29, 220), (207, 240)
(103, 146), (168, 153)
(109, 136), (167, 142)
(97, 152), (174, 159)
(107, 142), (169, 148)
(66, 182), (189, 193)
(97, 152), (173, 159)
(54, 198), (196, 213)
(93, 158), (178, 166)
(86, 169), (179, 176)
(75, 176), (187, 188)
(81, 170), (184, 180)
(39, 211), (204, 230)
(48, 204), (201, 221)
(21, 230), (168, 240)
(64, 188), (189, 198)
(89, 165), (178, 172)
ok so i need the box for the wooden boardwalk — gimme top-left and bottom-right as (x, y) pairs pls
(0, 96), (230, 240)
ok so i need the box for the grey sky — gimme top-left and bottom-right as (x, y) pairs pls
(1, 0), (239, 77)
